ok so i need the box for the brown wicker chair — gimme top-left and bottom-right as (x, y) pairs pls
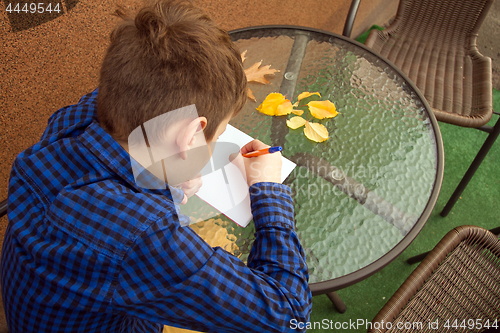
(364, 0), (500, 217)
(368, 226), (500, 333)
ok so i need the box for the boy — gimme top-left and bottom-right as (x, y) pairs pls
(0, 1), (312, 332)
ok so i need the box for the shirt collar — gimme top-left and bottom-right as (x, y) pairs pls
(78, 120), (185, 205)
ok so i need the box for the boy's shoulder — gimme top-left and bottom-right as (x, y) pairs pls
(9, 88), (186, 257)
(10, 145), (184, 260)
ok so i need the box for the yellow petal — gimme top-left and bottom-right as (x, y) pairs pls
(297, 91), (321, 101)
(276, 100), (293, 116)
(257, 104), (275, 116)
(287, 116), (307, 129)
(304, 122), (329, 142)
(257, 93), (287, 116)
(262, 92), (286, 105)
(308, 100), (338, 119)
(291, 109), (304, 116)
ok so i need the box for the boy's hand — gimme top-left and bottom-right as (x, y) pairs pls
(240, 139), (282, 186)
(178, 173), (203, 204)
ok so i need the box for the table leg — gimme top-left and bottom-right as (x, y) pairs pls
(290, 153), (415, 236)
(326, 292), (347, 313)
(271, 33), (310, 149)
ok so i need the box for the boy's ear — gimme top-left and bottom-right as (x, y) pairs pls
(176, 117), (207, 160)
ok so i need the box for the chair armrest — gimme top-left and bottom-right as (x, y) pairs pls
(342, 0), (361, 38)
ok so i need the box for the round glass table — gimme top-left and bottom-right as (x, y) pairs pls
(185, 26), (444, 312)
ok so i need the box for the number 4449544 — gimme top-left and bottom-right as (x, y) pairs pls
(444, 319), (498, 330)
(5, 3), (61, 14)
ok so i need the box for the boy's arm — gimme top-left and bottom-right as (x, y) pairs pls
(247, 182), (310, 305)
(113, 182), (311, 333)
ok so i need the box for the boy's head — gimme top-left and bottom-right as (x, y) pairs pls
(97, 0), (247, 146)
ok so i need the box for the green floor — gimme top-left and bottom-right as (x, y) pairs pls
(307, 89), (500, 332)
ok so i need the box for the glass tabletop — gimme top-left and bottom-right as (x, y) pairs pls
(183, 26), (443, 292)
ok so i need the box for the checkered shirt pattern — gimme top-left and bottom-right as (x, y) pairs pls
(0, 89), (312, 333)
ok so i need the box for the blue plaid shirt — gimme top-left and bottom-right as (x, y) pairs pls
(1, 89), (312, 333)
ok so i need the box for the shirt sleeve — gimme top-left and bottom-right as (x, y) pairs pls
(112, 182), (312, 333)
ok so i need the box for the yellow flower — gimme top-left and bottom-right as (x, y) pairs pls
(258, 92), (337, 143)
(308, 100), (337, 119)
(256, 93), (293, 116)
(297, 91), (321, 101)
(286, 116), (329, 142)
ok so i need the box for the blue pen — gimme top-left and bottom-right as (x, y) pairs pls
(242, 146), (282, 158)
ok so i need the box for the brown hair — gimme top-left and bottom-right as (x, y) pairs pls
(97, 0), (247, 143)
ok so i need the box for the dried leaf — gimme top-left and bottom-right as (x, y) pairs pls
(245, 60), (280, 84)
(287, 116), (307, 129)
(291, 109), (304, 116)
(304, 122), (329, 142)
(308, 100), (338, 119)
(247, 88), (256, 102)
(297, 91), (321, 101)
(241, 50), (247, 63)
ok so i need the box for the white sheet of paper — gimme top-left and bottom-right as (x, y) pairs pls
(194, 125), (296, 227)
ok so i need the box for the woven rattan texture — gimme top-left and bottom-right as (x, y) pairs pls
(387, 242), (500, 332)
(370, 227), (500, 333)
(365, 0), (494, 128)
